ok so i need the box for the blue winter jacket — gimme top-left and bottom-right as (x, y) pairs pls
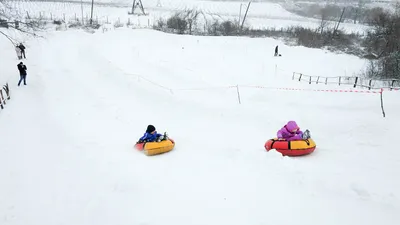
(139, 132), (162, 142)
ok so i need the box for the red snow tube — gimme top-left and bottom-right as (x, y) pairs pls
(264, 138), (316, 156)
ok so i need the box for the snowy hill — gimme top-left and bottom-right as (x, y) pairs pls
(3, 0), (370, 32)
(0, 26), (400, 224)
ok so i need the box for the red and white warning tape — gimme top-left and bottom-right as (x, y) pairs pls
(167, 84), (399, 94)
(240, 85), (400, 94)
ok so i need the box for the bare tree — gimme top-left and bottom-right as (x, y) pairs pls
(395, 2), (400, 17)
(166, 13), (188, 34)
(317, 7), (330, 34)
(0, 0), (43, 44)
(353, 0), (366, 24)
(364, 8), (400, 79)
(182, 9), (201, 35)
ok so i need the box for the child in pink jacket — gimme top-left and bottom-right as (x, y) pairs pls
(277, 121), (310, 141)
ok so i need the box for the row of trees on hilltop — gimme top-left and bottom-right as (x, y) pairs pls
(285, 0), (399, 25)
(363, 7), (400, 79)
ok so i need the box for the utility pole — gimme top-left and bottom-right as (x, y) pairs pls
(129, 0), (146, 15)
(239, 3), (246, 27)
(90, 0), (94, 25)
(80, 0), (84, 24)
(240, 1), (251, 32)
(333, 7), (345, 38)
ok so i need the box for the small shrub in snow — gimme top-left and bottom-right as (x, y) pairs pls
(206, 20), (220, 36)
(219, 21), (239, 36)
(68, 21), (82, 28)
(153, 18), (166, 30)
(114, 21), (124, 28)
(88, 23), (101, 29)
(167, 14), (187, 34)
(204, 19), (248, 36)
(53, 20), (63, 25)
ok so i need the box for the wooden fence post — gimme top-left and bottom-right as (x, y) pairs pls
(390, 80), (395, 91)
(3, 83), (10, 100)
(0, 89), (4, 109)
(236, 85), (241, 104)
(380, 89), (386, 117)
(0, 83), (10, 110)
(353, 77), (359, 88)
(0, 89), (5, 109)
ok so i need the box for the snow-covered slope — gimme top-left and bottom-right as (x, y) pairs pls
(0, 28), (399, 225)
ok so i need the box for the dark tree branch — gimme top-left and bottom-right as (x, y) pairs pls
(0, 29), (16, 44)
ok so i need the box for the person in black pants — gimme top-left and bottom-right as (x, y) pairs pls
(17, 62), (27, 86)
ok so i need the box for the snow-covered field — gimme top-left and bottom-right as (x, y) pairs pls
(1, 25), (400, 224)
(3, 0), (370, 32)
(1, 0), (400, 224)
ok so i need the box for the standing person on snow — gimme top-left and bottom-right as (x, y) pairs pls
(277, 121), (310, 141)
(137, 125), (168, 143)
(15, 45), (22, 60)
(18, 43), (26, 59)
(17, 62), (27, 86)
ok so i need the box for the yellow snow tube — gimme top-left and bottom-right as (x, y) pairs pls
(143, 139), (175, 156)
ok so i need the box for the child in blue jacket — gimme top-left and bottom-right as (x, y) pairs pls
(137, 125), (166, 143)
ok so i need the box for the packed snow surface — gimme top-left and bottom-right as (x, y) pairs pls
(0, 7), (399, 225)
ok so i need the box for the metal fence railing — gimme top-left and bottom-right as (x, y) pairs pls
(292, 72), (400, 90)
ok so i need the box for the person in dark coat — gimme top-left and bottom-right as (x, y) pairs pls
(137, 125), (168, 143)
(18, 43), (26, 59)
(274, 45), (278, 56)
(17, 62), (27, 86)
